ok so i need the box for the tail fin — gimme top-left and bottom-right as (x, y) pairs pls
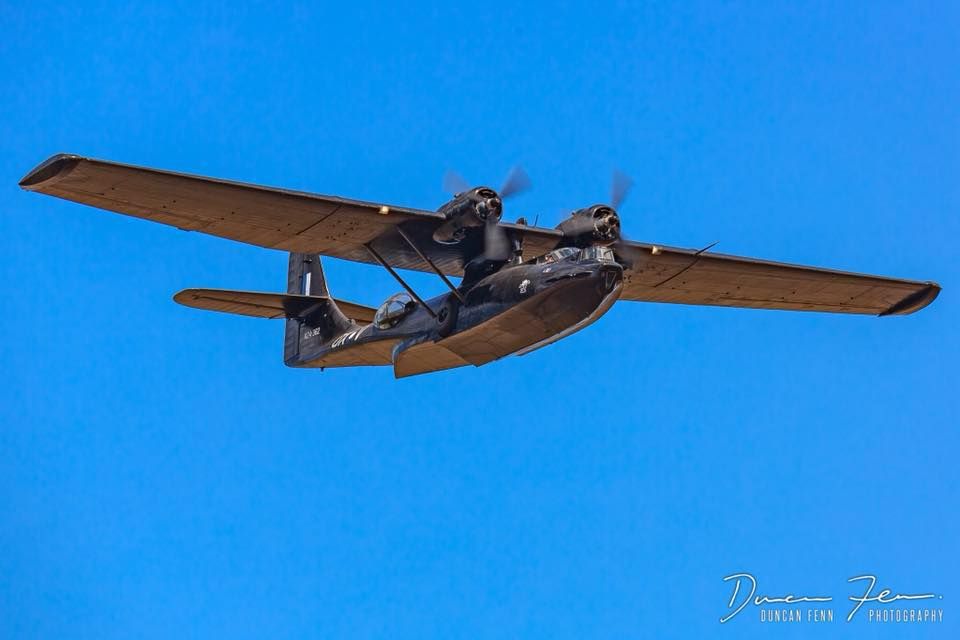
(287, 252), (329, 297)
(284, 253), (352, 364)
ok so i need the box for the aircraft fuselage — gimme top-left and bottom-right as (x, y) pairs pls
(293, 250), (623, 370)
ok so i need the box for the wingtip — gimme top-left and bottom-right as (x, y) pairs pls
(19, 153), (83, 190)
(879, 282), (941, 316)
(172, 289), (208, 307)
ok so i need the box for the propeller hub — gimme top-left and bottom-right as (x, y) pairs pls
(592, 205), (620, 243)
(473, 188), (502, 221)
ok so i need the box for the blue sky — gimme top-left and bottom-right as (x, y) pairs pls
(1, 2), (957, 638)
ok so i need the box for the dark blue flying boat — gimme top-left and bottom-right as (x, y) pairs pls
(20, 155), (940, 377)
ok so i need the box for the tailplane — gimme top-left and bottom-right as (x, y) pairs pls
(173, 254), (374, 366)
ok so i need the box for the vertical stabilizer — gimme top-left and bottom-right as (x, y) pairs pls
(284, 253), (351, 364)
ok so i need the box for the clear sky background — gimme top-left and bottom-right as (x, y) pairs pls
(1, 2), (957, 638)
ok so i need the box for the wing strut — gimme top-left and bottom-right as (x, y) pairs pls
(364, 242), (438, 318)
(394, 226), (465, 303)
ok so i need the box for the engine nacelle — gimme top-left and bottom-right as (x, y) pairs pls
(555, 205), (621, 247)
(432, 187), (502, 244)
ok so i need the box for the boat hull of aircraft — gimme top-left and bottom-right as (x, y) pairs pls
(291, 255), (624, 377)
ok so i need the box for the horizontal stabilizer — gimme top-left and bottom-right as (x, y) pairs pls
(174, 288), (376, 324)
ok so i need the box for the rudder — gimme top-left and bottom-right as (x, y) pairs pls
(284, 253), (351, 364)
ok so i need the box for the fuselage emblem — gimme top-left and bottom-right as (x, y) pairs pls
(331, 327), (364, 349)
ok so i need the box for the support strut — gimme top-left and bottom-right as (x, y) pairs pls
(364, 242), (437, 318)
(394, 226), (465, 303)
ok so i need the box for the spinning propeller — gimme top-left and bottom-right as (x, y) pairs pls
(439, 166), (532, 262)
(605, 169), (643, 264)
(554, 169), (633, 249)
(610, 169), (633, 210)
(442, 166), (532, 200)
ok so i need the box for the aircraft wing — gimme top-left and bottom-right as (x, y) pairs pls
(20, 155), (937, 316)
(19, 154), (560, 275)
(617, 241), (940, 316)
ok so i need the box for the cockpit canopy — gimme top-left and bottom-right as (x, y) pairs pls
(536, 247), (580, 264)
(536, 246), (616, 265)
(579, 245), (615, 263)
(374, 292), (415, 329)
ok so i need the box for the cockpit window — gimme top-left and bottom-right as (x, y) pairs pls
(580, 246), (616, 263)
(374, 292), (415, 329)
(536, 247), (580, 264)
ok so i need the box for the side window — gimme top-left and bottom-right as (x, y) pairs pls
(374, 293), (415, 330)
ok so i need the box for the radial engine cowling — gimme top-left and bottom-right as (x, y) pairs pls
(555, 205), (621, 246)
(432, 187), (502, 244)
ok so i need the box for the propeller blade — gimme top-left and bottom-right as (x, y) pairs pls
(610, 169), (633, 209)
(499, 166), (532, 199)
(484, 216), (511, 262)
(442, 170), (471, 196)
(613, 239), (643, 267)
